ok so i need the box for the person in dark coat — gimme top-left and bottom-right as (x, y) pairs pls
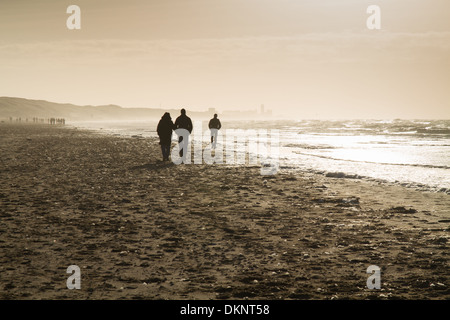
(208, 113), (221, 149)
(157, 112), (174, 161)
(174, 108), (193, 159)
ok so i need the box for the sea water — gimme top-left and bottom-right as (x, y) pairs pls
(70, 119), (450, 193)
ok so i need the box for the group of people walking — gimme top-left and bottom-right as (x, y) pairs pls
(8, 117), (65, 125)
(157, 109), (221, 162)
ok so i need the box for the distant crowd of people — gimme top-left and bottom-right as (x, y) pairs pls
(48, 117), (66, 125)
(157, 109), (221, 162)
(8, 117), (65, 125)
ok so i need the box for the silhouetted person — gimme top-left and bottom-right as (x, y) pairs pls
(174, 108), (193, 160)
(208, 113), (221, 149)
(157, 112), (175, 161)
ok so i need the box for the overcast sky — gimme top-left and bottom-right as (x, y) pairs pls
(0, 0), (449, 119)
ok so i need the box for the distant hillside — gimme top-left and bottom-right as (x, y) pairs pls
(0, 97), (215, 121)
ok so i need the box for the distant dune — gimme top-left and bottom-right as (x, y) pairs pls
(0, 97), (215, 122)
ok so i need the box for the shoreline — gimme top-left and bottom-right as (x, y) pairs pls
(0, 123), (448, 300)
(66, 121), (450, 196)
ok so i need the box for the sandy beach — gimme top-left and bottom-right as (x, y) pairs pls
(0, 123), (448, 300)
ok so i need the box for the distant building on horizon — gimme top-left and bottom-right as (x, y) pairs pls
(260, 104), (272, 117)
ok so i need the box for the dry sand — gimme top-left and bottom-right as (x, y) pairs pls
(0, 123), (448, 300)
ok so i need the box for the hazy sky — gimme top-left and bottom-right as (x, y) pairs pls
(1, 0), (449, 119)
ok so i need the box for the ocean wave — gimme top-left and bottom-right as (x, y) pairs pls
(291, 119), (450, 137)
(293, 151), (450, 170)
(283, 143), (335, 149)
(416, 128), (450, 135)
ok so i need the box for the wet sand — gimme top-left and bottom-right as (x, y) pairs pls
(0, 123), (448, 300)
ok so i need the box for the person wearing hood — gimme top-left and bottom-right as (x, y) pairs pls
(157, 112), (175, 161)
